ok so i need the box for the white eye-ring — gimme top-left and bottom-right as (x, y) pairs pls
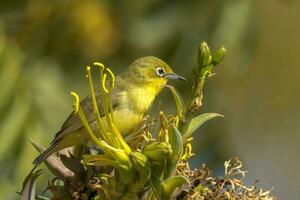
(156, 67), (165, 77)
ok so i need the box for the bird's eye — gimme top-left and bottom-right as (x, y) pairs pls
(156, 67), (165, 77)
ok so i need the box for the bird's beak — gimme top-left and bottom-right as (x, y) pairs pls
(164, 73), (186, 81)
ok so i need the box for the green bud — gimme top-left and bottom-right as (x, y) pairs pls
(130, 152), (149, 169)
(198, 41), (212, 67)
(129, 152), (151, 185)
(211, 46), (226, 65)
(143, 142), (172, 162)
(110, 149), (131, 168)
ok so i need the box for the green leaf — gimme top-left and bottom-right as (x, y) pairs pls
(161, 175), (188, 200)
(184, 113), (223, 139)
(149, 174), (162, 200)
(82, 154), (121, 169)
(21, 169), (43, 200)
(83, 154), (135, 185)
(165, 125), (183, 178)
(165, 85), (185, 121)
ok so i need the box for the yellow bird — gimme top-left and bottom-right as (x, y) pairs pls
(33, 56), (185, 167)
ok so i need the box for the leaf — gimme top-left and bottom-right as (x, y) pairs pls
(83, 154), (135, 185)
(149, 174), (162, 200)
(161, 175), (188, 200)
(165, 125), (183, 178)
(60, 154), (85, 178)
(165, 85), (185, 121)
(83, 154), (131, 177)
(82, 154), (120, 168)
(184, 113), (223, 139)
(21, 169), (43, 200)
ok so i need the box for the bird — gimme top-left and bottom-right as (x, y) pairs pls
(33, 56), (186, 168)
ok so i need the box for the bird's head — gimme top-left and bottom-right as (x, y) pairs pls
(123, 56), (186, 92)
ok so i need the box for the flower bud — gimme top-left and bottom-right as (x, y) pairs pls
(129, 152), (151, 184)
(143, 142), (172, 162)
(198, 41), (212, 67)
(212, 46), (226, 65)
(130, 152), (149, 169)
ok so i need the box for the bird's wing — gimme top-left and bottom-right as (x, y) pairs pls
(51, 87), (120, 144)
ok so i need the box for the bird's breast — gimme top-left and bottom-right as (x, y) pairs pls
(113, 108), (144, 135)
(110, 86), (157, 134)
(127, 86), (157, 113)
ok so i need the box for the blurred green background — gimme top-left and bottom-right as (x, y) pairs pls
(1, 0), (299, 199)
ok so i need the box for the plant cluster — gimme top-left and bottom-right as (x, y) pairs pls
(21, 42), (275, 200)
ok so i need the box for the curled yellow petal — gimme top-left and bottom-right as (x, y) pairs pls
(101, 73), (109, 94)
(70, 91), (80, 113)
(86, 66), (91, 73)
(186, 143), (193, 157)
(86, 65), (107, 137)
(181, 138), (194, 161)
(93, 62), (105, 70)
(105, 67), (115, 88)
(71, 91), (107, 152)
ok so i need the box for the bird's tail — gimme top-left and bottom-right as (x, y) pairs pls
(22, 143), (58, 193)
(32, 143), (58, 167)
